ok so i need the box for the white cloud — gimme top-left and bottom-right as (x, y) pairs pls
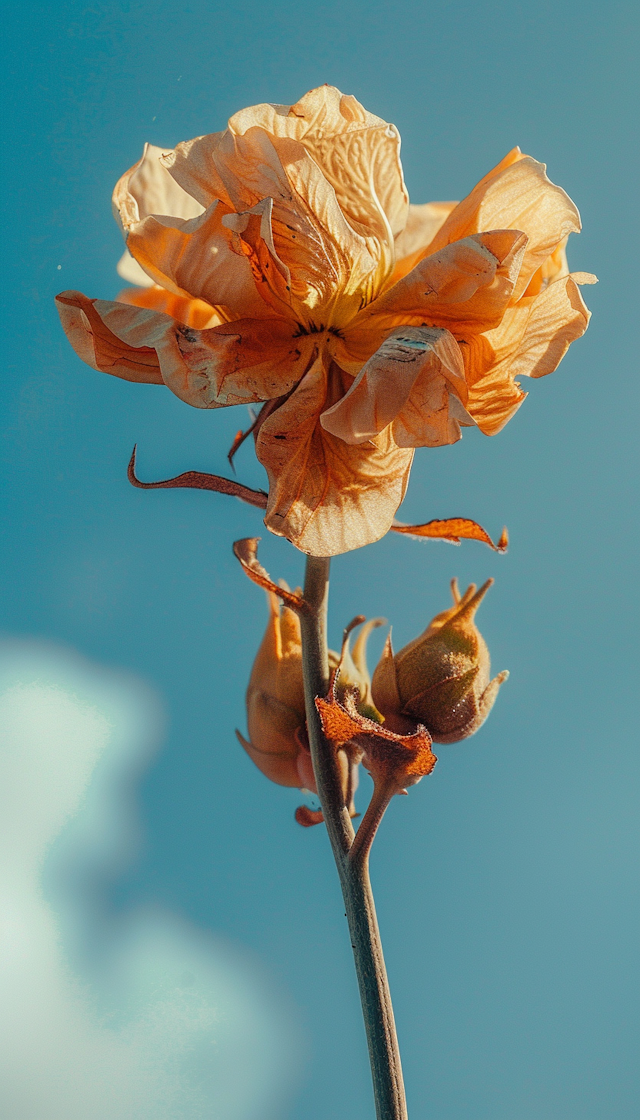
(0, 640), (298, 1120)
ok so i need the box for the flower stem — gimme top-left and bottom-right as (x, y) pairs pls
(300, 554), (408, 1120)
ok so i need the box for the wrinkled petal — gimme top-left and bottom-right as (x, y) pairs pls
(56, 290), (165, 384)
(113, 142), (205, 232)
(359, 230), (528, 338)
(124, 197), (277, 320)
(321, 326), (472, 449)
(169, 85), (408, 248)
(165, 127), (379, 325)
(463, 274), (592, 434)
(56, 291), (315, 406)
(391, 201), (458, 282)
(256, 355), (414, 556)
(117, 284), (223, 329)
(427, 152), (581, 301)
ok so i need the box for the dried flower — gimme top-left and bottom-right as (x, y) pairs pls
(371, 578), (509, 743)
(56, 87), (594, 557)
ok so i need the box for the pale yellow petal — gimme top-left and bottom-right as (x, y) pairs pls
(511, 273), (591, 380)
(427, 153), (581, 301)
(113, 142), (205, 232)
(391, 202), (458, 282)
(227, 85), (409, 241)
(360, 230), (527, 338)
(116, 250), (155, 288)
(257, 356), (414, 556)
(462, 274), (591, 434)
(321, 326), (472, 448)
(165, 126), (378, 325)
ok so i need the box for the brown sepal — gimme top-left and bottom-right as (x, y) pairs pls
(128, 445), (268, 509)
(391, 517), (508, 552)
(233, 537), (307, 613)
(315, 667), (436, 793)
(295, 806), (325, 828)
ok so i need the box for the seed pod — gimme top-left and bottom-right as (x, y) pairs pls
(372, 579), (509, 743)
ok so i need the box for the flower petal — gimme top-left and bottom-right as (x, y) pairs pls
(220, 85), (409, 241)
(113, 142), (205, 232)
(427, 153), (581, 301)
(56, 290), (164, 384)
(117, 284), (223, 329)
(124, 197), (277, 320)
(321, 326), (472, 449)
(391, 201), (458, 281)
(463, 274), (591, 434)
(165, 126), (379, 325)
(56, 291), (315, 406)
(116, 250), (155, 288)
(257, 355), (414, 556)
(361, 230), (528, 337)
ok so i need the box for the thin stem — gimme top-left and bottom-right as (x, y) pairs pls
(300, 555), (354, 857)
(349, 780), (396, 872)
(300, 554), (408, 1120)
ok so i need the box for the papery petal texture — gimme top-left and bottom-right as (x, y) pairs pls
(57, 87), (593, 556)
(257, 356), (414, 556)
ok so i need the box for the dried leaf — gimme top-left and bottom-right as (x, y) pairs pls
(233, 537), (307, 612)
(391, 517), (508, 551)
(128, 445), (268, 509)
(295, 806), (325, 827)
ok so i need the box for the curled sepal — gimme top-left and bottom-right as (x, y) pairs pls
(295, 805), (325, 828)
(294, 798), (360, 828)
(391, 517), (508, 552)
(128, 445), (268, 509)
(233, 537), (307, 613)
(317, 693), (436, 793)
(315, 677), (436, 796)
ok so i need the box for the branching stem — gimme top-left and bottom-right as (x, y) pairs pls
(299, 554), (408, 1120)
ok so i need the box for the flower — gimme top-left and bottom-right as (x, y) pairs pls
(371, 578), (509, 743)
(56, 86), (594, 556)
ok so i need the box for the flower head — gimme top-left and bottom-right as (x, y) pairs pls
(371, 578), (509, 743)
(57, 87), (594, 556)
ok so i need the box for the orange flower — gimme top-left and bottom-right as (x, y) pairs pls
(56, 87), (594, 556)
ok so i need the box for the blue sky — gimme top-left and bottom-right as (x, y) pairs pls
(2, 1), (639, 1117)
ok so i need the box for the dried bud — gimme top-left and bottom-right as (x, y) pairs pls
(237, 589), (316, 791)
(372, 578), (509, 743)
(329, 617), (385, 723)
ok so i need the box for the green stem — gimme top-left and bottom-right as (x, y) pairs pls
(299, 555), (408, 1120)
